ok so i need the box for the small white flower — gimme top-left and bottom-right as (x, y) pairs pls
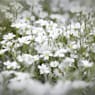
(38, 64), (50, 74)
(53, 69), (62, 77)
(4, 61), (20, 69)
(18, 36), (33, 45)
(81, 60), (93, 68)
(35, 35), (47, 44)
(3, 33), (15, 40)
(0, 40), (7, 45)
(0, 49), (8, 55)
(71, 22), (80, 29)
(54, 48), (68, 57)
(64, 57), (74, 63)
(17, 55), (23, 62)
(1, 41), (13, 50)
(11, 21), (30, 29)
(69, 41), (80, 49)
(35, 19), (49, 26)
(50, 61), (59, 68)
(60, 57), (75, 68)
(17, 54), (34, 66)
(40, 50), (53, 60)
(33, 55), (40, 61)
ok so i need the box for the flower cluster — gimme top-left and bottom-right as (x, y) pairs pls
(0, 0), (95, 95)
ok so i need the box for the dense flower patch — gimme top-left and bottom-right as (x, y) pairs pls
(0, 0), (95, 95)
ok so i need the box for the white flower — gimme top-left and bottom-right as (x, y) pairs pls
(50, 61), (59, 68)
(40, 50), (53, 60)
(13, 42), (21, 48)
(1, 41), (14, 50)
(18, 35), (33, 45)
(17, 54), (39, 66)
(81, 60), (93, 68)
(35, 34), (47, 44)
(0, 40), (7, 45)
(11, 20), (31, 29)
(0, 49), (8, 55)
(64, 57), (74, 63)
(38, 64), (50, 74)
(69, 41), (80, 49)
(35, 19), (49, 26)
(49, 30), (60, 39)
(17, 55), (23, 62)
(53, 69), (62, 77)
(71, 22), (80, 29)
(4, 61), (20, 69)
(59, 57), (74, 68)
(33, 55), (40, 61)
(17, 54), (34, 66)
(3, 33), (15, 40)
(54, 48), (68, 57)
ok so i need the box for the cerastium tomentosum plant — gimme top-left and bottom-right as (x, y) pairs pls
(0, 0), (95, 95)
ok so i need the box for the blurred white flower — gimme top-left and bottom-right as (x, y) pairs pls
(4, 61), (20, 69)
(38, 64), (50, 74)
(69, 41), (80, 49)
(1, 40), (14, 50)
(59, 57), (74, 69)
(33, 55), (40, 61)
(40, 50), (53, 60)
(34, 34), (47, 44)
(3, 33), (15, 40)
(35, 19), (49, 26)
(54, 48), (68, 57)
(50, 61), (59, 68)
(17, 54), (35, 66)
(64, 57), (74, 63)
(0, 49), (8, 55)
(11, 19), (31, 29)
(81, 60), (93, 67)
(71, 22), (80, 29)
(18, 35), (33, 45)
